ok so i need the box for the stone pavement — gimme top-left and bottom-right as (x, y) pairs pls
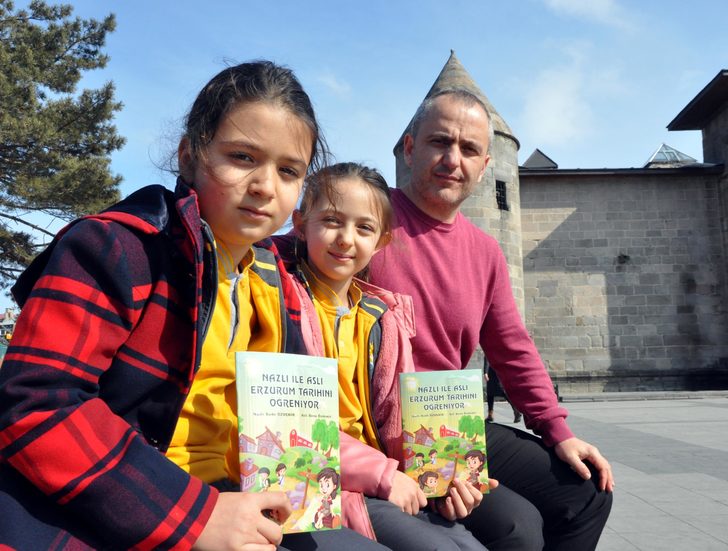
(490, 391), (728, 551)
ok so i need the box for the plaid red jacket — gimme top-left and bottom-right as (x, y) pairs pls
(0, 181), (304, 550)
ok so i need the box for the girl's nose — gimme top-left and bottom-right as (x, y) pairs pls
(337, 225), (354, 246)
(248, 164), (276, 198)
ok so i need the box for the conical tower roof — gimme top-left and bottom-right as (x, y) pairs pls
(394, 51), (518, 154)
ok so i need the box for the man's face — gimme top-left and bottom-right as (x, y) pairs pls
(403, 94), (491, 222)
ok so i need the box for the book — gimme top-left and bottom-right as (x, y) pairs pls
(236, 352), (341, 533)
(399, 369), (489, 498)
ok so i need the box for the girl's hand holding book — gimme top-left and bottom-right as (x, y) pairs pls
(193, 492), (292, 550)
(433, 477), (498, 521)
(389, 470), (428, 515)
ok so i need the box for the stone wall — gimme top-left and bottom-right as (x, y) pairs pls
(519, 170), (728, 392)
(461, 133), (524, 314)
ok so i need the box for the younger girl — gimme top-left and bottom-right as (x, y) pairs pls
(0, 63), (385, 551)
(279, 162), (488, 551)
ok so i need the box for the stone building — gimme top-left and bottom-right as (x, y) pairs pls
(396, 53), (728, 393)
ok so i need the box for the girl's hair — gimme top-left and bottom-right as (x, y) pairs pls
(418, 470), (439, 489)
(317, 467), (340, 498)
(298, 163), (392, 241)
(180, 59), (328, 175)
(276, 463), (286, 474)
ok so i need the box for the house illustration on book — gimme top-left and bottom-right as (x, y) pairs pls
(440, 424), (460, 438)
(240, 457), (259, 492)
(403, 447), (416, 470)
(289, 429), (313, 449)
(403, 430), (415, 444)
(414, 425), (436, 447)
(239, 432), (256, 453)
(256, 426), (286, 459)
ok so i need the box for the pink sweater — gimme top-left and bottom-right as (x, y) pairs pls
(368, 189), (573, 447)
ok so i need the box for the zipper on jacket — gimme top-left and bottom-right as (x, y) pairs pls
(198, 220), (217, 354)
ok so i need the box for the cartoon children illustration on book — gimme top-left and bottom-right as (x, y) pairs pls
(258, 467), (271, 491)
(276, 463), (287, 487)
(415, 452), (425, 470)
(463, 449), (487, 490)
(313, 468), (340, 530)
(428, 449), (438, 465)
(418, 471), (440, 496)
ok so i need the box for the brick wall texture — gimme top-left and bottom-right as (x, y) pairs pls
(520, 172), (728, 392)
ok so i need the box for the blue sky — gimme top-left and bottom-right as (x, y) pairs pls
(66, 0), (727, 195)
(4, 0), (728, 309)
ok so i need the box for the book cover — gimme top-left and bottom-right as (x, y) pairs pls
(236, 352), (341, 533)
(399, 369), (489, 498)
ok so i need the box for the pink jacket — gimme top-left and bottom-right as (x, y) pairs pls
(288, 270), (417, 539)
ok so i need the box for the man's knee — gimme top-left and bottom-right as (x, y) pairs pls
(544, 480), (613, 543)
(498, 502), (544, 551)
(463, 491), (545, 551)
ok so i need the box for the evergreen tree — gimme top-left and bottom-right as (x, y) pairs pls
(0, 0), (124, 287)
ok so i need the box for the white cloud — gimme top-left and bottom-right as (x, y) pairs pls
(518, 63), (594, 150)
(543, 0), (633, 30)
(317, 72), (352, 97)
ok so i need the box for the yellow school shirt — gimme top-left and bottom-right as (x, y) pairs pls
(308, 274), (380, 448)
(166, 243), (282, 483)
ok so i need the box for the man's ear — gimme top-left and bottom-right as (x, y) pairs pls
(292, 210), (305, 239)
(178, 137), (194, 182)
(403, 134), (414, 168)
(478, 154), (491, 182)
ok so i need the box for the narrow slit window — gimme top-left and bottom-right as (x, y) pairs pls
(495, 180), (509, 211)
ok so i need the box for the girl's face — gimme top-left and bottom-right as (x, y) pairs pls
(467, 456), (482, 471)
(180, 101), (311, 264)
(295, 178), (384, 302)
(426, 475), (438, 489)
(319, 476), (335, 496)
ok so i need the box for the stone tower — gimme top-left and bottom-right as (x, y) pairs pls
(392, 51), (526, 315)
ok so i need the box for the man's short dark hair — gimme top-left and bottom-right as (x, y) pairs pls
(409, 89), (494, 153)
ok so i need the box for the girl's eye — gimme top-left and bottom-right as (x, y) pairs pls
(231, 152), (253, 162)
(359, 225), (375, 233)
(322, 216), (339, 225)
(280, 166), (300, 178)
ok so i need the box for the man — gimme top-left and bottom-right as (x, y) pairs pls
(368, 89), (614, 551)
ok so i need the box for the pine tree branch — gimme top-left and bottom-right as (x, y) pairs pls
(0, 266), (23, 281)
(0, 212), (55, 237)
